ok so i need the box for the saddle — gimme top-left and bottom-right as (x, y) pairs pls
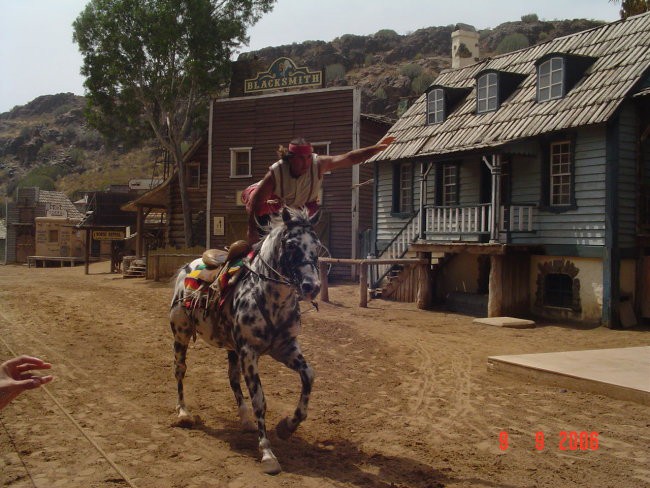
(183, 240), (252, 312)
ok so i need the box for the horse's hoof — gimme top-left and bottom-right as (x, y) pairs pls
(241, 418), (257, 432)
(275, 417), (295, 440)
(261, 455), (282, 475)
(173, 413), (195, 428)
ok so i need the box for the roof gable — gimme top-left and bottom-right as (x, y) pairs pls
(374, 11), (650, 161)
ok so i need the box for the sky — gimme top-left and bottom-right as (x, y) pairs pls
(0, 0), (622, 114)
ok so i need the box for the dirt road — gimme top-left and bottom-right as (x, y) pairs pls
(0, 262), (648, 487)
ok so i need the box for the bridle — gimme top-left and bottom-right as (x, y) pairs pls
(244, 225), (319, 292)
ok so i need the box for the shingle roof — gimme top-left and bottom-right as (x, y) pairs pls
(38, 190), (84, 220)
(373, 12), (650, 162)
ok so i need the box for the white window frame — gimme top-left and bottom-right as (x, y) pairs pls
(186, 162), (200, 189)
(538, 57), (564, 102)
(477, 73), (498, 113)
(310, 141), (331, 175)
(427, 88), (445, 124)
(230, 147), (252, 178)
(550, 141), (572, 206)
(399, 162), (413, 213)
(442, 164), (458, 205)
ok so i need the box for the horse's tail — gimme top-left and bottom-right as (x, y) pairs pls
(170, 262), (192, 309)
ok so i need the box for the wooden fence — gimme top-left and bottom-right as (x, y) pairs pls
(147, 246), (204, 281)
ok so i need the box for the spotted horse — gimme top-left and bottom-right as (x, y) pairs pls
(169, 207), (322, 474)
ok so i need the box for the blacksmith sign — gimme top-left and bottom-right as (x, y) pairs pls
(244, 57), (322, 93)
(92, 230), (125, 240)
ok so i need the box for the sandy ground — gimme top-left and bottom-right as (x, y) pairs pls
(0, 261), (649, 488)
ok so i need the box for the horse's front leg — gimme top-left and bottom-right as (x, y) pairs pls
(271, 339), (315, 440)
(239, 345), (281, 475)
(170, 306), (195, 426)
(227, 350), (256, 432)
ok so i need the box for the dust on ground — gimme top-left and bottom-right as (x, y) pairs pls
(0, 262), (648, 488)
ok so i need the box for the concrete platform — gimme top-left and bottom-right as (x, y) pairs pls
(474, 316), (535, 328)
(487, 346), (650, 406)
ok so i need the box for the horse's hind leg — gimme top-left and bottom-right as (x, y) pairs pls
(272, 340), (315, 440)
(170, 306), (194, 426)
(227, 351), (256, 432)
(239, 346), (281, 475)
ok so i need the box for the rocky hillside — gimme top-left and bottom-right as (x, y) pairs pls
(0, 16), (604, 204)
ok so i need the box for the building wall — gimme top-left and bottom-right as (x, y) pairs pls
(530, 255), (603, 323)
(438, 253), (480, 294)
(34, 218), (84, 257)
(616, 102), (638, 250)
(208, 87), (363, 280)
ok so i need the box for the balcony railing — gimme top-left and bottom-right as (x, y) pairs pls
(424, 203), (536, 237)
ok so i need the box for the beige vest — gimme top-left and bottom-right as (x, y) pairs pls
(270, 155), (321, 207)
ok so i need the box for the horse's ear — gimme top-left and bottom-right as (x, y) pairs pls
(281, 206), (292, 224)
(309, 210), (321, 227)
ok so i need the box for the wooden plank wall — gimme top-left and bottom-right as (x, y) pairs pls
(209, 87), (357, 280)
(168, 141), (210, 247)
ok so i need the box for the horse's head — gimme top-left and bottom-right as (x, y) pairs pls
(260, 207), (322, 301)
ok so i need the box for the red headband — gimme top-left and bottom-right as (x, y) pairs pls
(288, 143), (313, 156)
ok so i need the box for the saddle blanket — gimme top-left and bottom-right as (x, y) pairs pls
(182, 256), (247, 310)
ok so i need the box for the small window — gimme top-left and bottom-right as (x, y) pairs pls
(442, 164), (458, 205)
(550, 141), (572, 206)
(392, 162), (413, 214)
(48, 229), (59, 243)
(427, 88), (444, 124)
(230, 147), (252, 178)
(538, 57), (564, 102)
(477, 73), (497, 113)
(544, 273), (573, 308)
(186, 163), (200, 189)
(311, 141), (330, 156)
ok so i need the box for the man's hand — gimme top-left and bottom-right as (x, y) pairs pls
(0, 355), (53, 410)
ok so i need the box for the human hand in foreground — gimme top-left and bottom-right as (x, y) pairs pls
(376, 136), (396, 149)
(0, 355), (53, 410)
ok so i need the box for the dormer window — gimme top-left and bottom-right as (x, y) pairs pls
(535, 53), (596, 103)
(477, 73), (498, 113)
(427, 88), (444, 124)
(537, 57), (564, 102)
(425, 85), (471, 125)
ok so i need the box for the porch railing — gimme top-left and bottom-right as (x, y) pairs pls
(500, 204), (536, 232)
(425, 204), (492, 234)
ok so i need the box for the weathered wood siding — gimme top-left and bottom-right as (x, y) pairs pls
(616, 103), (638, 250)
(511, 125), (607, 247)
(208, 87), (371, 281)
(168, 140), (210, 247)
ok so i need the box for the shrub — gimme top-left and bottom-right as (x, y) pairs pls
(18, 173), (55, 191)
(521, 13), (539, 23)
(325, 63), (346, 83)
(399, 63), (423, 80)
(374, 29), (399, 41)
(38, 142), (57, 159)
(496, 33), (530, 54)
(411, 73), (434, 95)
(374, 87), (387, 100)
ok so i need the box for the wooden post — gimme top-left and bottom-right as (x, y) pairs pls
(319, 261), (329, 303)
(84, 228), (91, 275)
(136, 206), (144, 258)
(359, 262), (368, 308)
(487, 254), (503, 317)
(416, 252), (432, 309)
(153, 254), (160, 282)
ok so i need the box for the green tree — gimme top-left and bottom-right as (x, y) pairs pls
(73, 0), (274, 247)
(610, 0), (650, 18)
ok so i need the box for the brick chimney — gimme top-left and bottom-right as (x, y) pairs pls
(451, 24), (479, 69)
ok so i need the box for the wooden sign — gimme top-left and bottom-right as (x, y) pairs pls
(92, 230), (125, 240)
(245, 57), (322, 93)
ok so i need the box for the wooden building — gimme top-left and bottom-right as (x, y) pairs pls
(369, 12), (650, 327)
(135, 84), (390, 280)
(4, 187), (84, 264)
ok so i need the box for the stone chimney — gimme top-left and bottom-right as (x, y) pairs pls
(451, 24), (479, 69)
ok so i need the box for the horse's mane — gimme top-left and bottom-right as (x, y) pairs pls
(255, 207), (313, 262)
